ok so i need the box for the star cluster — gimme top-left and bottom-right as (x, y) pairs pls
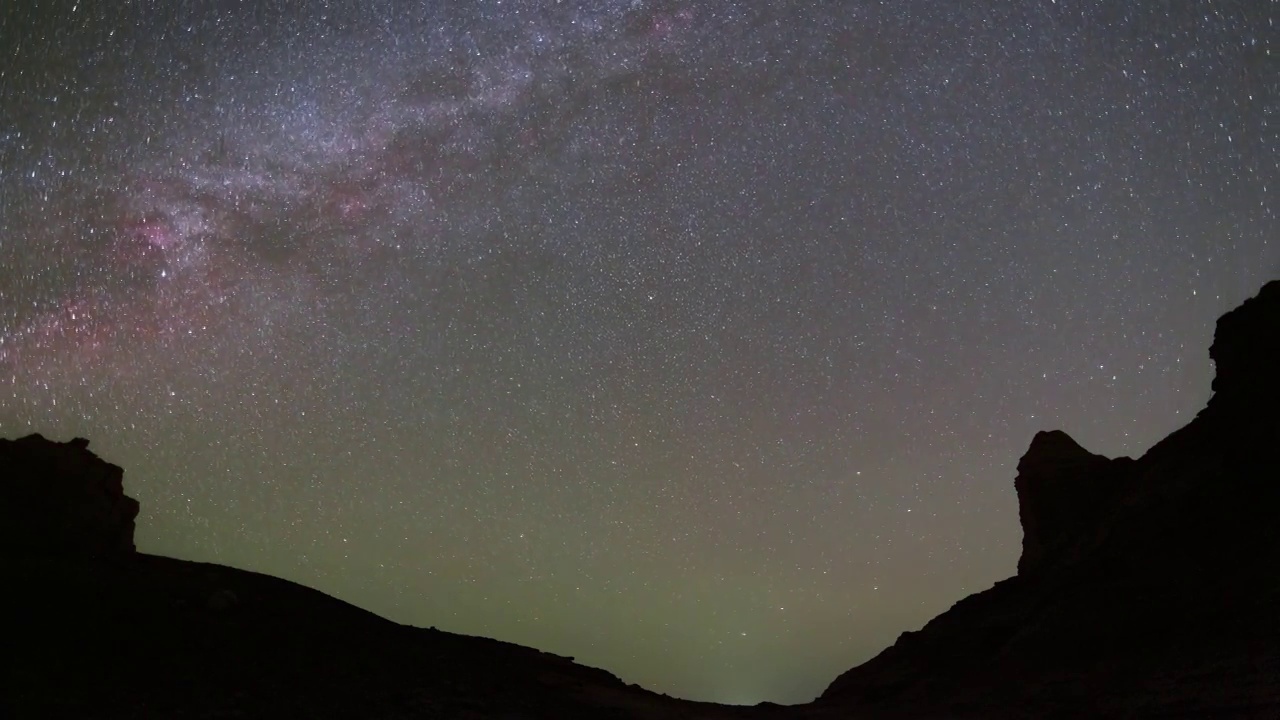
(1, 0), (1276, 704)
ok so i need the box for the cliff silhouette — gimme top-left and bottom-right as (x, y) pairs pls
(819, 279), (1280, 718)
(5, 280), (1278, 718)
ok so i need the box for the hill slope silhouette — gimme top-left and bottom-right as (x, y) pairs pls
(6, 280), (1278, 719)
(819, 279), (1280, 718)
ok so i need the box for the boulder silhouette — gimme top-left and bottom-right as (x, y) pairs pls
(0, 434), (139, 560)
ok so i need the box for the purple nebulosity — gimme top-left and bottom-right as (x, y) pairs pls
(0, 1), (713, 382)
(130, 214), (181, 251)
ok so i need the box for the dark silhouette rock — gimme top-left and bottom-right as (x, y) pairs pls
(1014, 429), (1135, 575)
(0, 433), (139, 560)
(819, 279), (1280, 718)
(4, 451), (774, 720)
(1208, 279), (1280, 407)
(205, 587), (240, 612)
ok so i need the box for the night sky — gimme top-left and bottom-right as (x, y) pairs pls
(1, 0), (1276, 705)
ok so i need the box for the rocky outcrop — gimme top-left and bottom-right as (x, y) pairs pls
(1208, 279), (1280, 407)
(1014, 430), (1134, 575)
(0, 434), (139, 560)
(820, 280), (1280, 718)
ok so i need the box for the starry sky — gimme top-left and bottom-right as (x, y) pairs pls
(1, 0), (1276, 705)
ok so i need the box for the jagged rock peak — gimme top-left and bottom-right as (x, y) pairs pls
(1014, 430), (1131, 576)
(1209, 279), (1280, 405)
(1017, 430), (1101, 470)
(0, 433), (139, 560)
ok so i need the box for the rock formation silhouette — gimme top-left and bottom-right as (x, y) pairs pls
(0, 434), (139, 560)
(819, 280), (1280, 718)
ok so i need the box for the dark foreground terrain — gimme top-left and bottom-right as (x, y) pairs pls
(5, 281), (1278, 719)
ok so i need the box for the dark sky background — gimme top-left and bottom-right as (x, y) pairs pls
(1, 0), (1276, 705)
